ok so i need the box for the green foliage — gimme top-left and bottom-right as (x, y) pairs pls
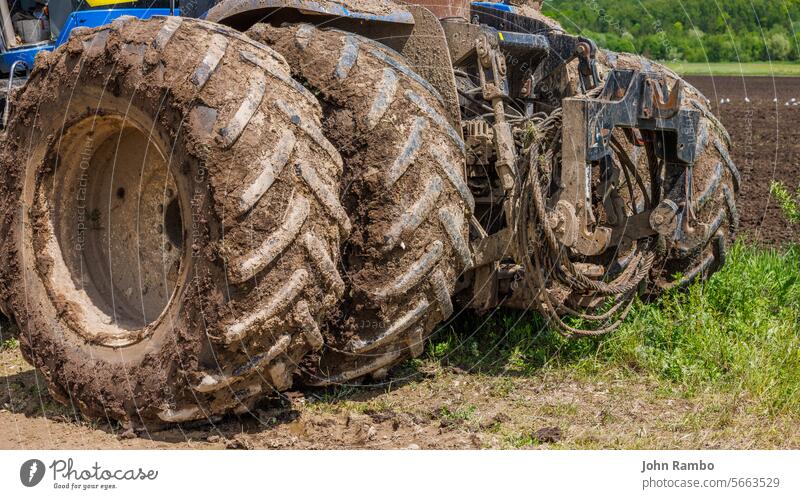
(0, 337), (18, 351)
(0, 316), (19, 351)
(429, 243), (800, 415)
(542, 0), (800, 62)
(770, 181), (800, 224)
(438, 405), (477, 427)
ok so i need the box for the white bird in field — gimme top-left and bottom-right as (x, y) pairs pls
(720, 98), (725, 104)
(726, 98), (731, 103)
(745, 97), (750, 103)
(773, 98), (778, 102)
(792, 98), (797, 102)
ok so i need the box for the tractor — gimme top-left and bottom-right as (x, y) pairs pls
(0, 0), (739, 427)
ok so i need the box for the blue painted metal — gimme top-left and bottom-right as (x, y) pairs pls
(1, 8), (176, 74)
(54, 8), (177, 46)
(0, 43), (46, 74)
(471, 2), (514, 13)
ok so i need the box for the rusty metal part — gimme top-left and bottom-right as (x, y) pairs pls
(550, 200), (578, 247)
(464, 119), (494, 166)
(641, 76), (683, 119)
(649, 199), (680, 237)
(579, 69), (702, 165)
(555, 68), (704, 257)
(609, 210), (657, 246)
(441, 16), (484, 65)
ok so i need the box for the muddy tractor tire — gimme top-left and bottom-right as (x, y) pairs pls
(597, 52), (740, 290)
(249, 24), (473, 385)
(0, 17), (347, 425)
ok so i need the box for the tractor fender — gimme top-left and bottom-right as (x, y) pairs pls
(203, 0), (415, 29)
(202, 0), (460, 130)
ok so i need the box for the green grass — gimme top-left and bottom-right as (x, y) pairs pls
(663, 61), (800, 77)
(0, 317), (19, 351)
(0, 337), (18, 351)
(770, 181), (800, 224)
(428, 243), (800, 416)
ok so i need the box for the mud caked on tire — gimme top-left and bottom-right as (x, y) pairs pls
(248, 24), (473, 385)
(596, 52), (739, 290)
(0, 17), (347, 425)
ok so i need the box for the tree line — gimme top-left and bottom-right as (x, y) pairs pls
(542, 0), (800, 62)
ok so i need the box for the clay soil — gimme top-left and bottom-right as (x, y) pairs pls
(1, 76), (799, 450)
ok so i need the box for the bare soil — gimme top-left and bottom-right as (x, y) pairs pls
(2, 76), (798, 450)
(686, 76), (800, 247)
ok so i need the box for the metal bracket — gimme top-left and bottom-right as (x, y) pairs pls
(474, 32), (521, 244)
(470, 4), (596, 93)
(556, 69), (701, 255)
(580, 69), (701, 165)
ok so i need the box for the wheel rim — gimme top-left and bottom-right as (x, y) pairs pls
(40, 113), (184, 346)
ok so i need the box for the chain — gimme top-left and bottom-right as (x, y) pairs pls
(513, 108), (656, 337)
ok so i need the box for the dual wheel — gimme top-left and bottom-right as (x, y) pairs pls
(0, 17), (469, 426)
(0, 17), (736, 426)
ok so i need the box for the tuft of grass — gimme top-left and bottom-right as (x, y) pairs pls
(0, 316), (19, 351)
(438, 404), (477, 429)
(770, 181), (800, 224)
(428, 243), (800, 416)
(1, 337), (19, 351)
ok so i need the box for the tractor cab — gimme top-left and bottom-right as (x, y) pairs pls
(0, 0), (174, 126)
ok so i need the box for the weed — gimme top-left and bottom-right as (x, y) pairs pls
(438, 404), (477, 428)
(427, 243), (800, 415)
(770, 181), (800, 224)
(1, 337), (18, 351)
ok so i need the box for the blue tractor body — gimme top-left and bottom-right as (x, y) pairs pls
(1, 7), (174, 73)
(1, 0), (517, 74)
(0, 0), (517, 128)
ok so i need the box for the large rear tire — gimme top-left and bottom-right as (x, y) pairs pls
(249, 24), (473, 385)
(0, 17), (346, 426)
